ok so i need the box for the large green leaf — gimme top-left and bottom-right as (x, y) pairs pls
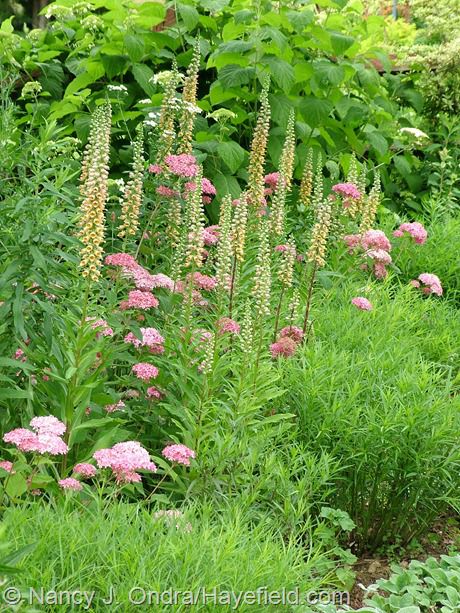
(330, 31), (355, 55)
(177, 3), (200, 30)
(218, 65), (255, 89)
(217, 141), (246, 173)
(131, 63), (155, 96)
(299, 97), (333, 126)
(261, 56), (295, 93)
(64, 63), (105, 97)
(124, 34), (145, 63)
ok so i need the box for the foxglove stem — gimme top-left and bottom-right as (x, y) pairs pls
(273, 286), (285, 342)
(302, 262), (318, 336)
(228, 257), (237, 318)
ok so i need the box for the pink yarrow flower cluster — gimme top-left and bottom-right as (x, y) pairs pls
(124, 328), (165, 354)
(93, 441), (157, 483)
(270, 336), (298, 359)
(203, 225), (220, 246)
(146, 386), (162, 400)
(4, 416), (68, 455)
(393, 222), (427, 245)
(344, 230), (392, 279)
(0, 461), (14, 473)
(58, 477), (82, 491)
(120, 290), (159, 311)
(332, 183), (362, 203)
(104, 400), (126, 413)
(351, 297), (373, 311)
(132, 363), (159, 381)
(279, 326), (304, 343)
(162, 444), (196, 466)
(217, 317), (240, 335)
(165, 154), (198, 178)
(73, 463), (97, 478)
(87, 318), (114, 337)
(412, 273), (443, 296)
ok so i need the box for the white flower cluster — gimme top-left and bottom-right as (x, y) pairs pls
(107, 84), (128, 94)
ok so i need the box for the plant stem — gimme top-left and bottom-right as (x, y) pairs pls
(228, 256), (237, 318)
(302, 262), (318, 335)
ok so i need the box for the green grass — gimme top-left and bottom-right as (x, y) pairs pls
(3, 501), (334, 612)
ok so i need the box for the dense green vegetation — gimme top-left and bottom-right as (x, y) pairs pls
(0, 1), (459, 611)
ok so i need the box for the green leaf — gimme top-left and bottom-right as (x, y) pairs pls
(64, 64), (105, 98)
(5, 473), (28, 498)
(177, 3), (200, 29)
(0, 388), (32, 400)
(217, 141), (246, 173)
(367, 131), (388, 156)
(101, 55), (128, 80)
(124, 34), (145, 63)
(261, 56), (295, 93)
(132, 63), (155, 96)
(330, 31), (355, 55)
(132, 2), (166, 28)
(299, 97), (333, 126)
(218, 65), (255, 89)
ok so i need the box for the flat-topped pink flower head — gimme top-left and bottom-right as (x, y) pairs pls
(393, 222), (427, 245)
(165, 154), (198, 178)
(264, 172), (280, 188)
(351, 297), (373, 311)
(270, 336), (297, 359)
(332, 182), (361, 200)
(94, 441), (157, 483)
(73, 463), (97, 478)
(217, 317), (240, 335)
(120, 290), (159, 311)
(30, 416), (66, 436)
(162, 444), (196, 466)
(279, 326), (304, 343)
(366, 249), (392, 265)
(59, 477), (82, 491)
(104, 400), (126, 413)
(0, 461), (14, 473)
(124, 328), (164, 351)
(361, 230), (391, 252)
(417, 273), (443, 296)
(132, 363), (159, 381)
(105, 253), (138, 268)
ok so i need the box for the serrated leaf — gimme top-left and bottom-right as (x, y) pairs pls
(299, 97), (333, 126)
(261, 56), (294, 93)
(330, 31), (355, 55)
(218, 65), (255, 89)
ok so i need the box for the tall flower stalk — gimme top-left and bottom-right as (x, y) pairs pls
(215, 195), (233, 305)
(299, 149), (314, 209)
(178, 41), (201, 154)
(78, 102), (112, 283)
(273, 237), (296, 340)
(303, 201), (332, 334)
(360, 171), (380, 233)
(247, 77), (270, 209)
(118, 124), (145, 240)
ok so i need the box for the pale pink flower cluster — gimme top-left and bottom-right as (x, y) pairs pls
(58, 477), (82, 491)
(393, 222), (427, 245)
(105, 253), (137, 268)
(123, 264), (175, 293)
(185, 178), (217, 196)
(351, 297), (373, 311)
(104, 400), (126, 413)
(344, 230), (392, 279)
(270, 336), (298, 359)
(203, 225), (220, 246)
(124, 328), (165, 354)
(120, 290), (159, 311)
(14, 348), (26, 362)
(165, 154), (198, 177)
(4, 415), (68, 455)
(93, 441), (157, 483)
(279, 326), (304, 343)
(189, 272), (217, 291)
(412, 273), (443, 296)
(264, 172), (279, 188)
(146, 386), (162, 399)
(217, 317), (240, 335)
(162, 444), (196, 466)
(332, 182), (361, 202)
(73, 463), (97, 478)
(87, 318), (114, 337)
(156, 185), (178, 198)
(148, 164), (162, 174)
(132, 363), (159, 381)
(0, 461), (14, 473)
